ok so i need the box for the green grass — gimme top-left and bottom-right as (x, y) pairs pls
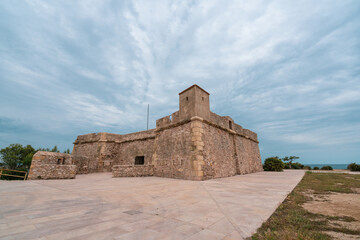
(252, 172), (360, 240)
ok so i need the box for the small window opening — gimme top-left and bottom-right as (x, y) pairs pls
(57, 158), (65, 165)
(186, 96), (188, 101)
(135, 156), (145, 165)
(229, 121), (233, 130)
(202, 97), (204, 101)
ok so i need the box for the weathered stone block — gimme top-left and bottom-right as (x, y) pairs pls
(112, 165), (154, 177)
(28, 151), (76, 180)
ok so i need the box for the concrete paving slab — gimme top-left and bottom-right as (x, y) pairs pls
(0, 170), (304, 240)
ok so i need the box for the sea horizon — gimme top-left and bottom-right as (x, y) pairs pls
(306, 163), (351, 170)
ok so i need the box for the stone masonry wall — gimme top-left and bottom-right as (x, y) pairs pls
(28, 165), (77, 180)
(153, 121), (194, 180)
(235, 136), (263, 174)
(72, 141), (101, 170)
(28, 151), (76, 180)
(72, 155), (97, 174)
(116, 139), (155, 165)
(74, 131), (156, 173)
(190, 117), (206, 180)
(202, 120), (237, 179)
(112, 165), (154, 177)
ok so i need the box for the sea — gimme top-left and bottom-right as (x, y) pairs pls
(307, 164), (349, 170)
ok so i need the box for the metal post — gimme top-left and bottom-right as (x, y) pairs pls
(147, 104), (149, 130)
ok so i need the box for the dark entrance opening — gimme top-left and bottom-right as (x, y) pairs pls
(135, 156), (145, 165)
(229, 121), (233, 130)
(57, 157), (65, 165)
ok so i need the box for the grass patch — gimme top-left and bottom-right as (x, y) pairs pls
(252, 172), (360, 240)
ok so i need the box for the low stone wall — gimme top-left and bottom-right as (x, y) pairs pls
(112, 165), (154, 177)
(28, 151), (77, 180)
(28, 164), (76, 180)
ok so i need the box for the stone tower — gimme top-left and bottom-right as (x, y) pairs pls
(179, 85), (210, 121)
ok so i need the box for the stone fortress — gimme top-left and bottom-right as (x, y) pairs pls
(29, 85), (263, 180)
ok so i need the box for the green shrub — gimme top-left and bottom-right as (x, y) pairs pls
(347, 163), (360, 171)
(263, 157), (284, 171)
(321, 165), (333, 170)
(291, 162), (304, 169)
(303, 166), (311, 170)
(313, 167), (319, 170)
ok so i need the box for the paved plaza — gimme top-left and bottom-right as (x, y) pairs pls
(0, 170), (305, 240)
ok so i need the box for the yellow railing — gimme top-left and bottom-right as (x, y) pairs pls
(0, 168), (28, 180)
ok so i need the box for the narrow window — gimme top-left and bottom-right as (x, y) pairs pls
(229, 121), (233, 130)
(57, 157), (65, 165)
(202, 97), (204, 101)
(186, 96), (188, 101)
(135, 156), (145, 165)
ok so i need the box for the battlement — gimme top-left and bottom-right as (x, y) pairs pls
(74, 130), (156, 144)
(155, 85), (257, 142)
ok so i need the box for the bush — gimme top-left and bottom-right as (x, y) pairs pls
(321, 166), (333, 170)
(291, 162), (304, 169)
(263, 157), (284, 172)
(313, 167), (319, 170)
(347, 163), (360, 171)
(303, 166), (311, 170)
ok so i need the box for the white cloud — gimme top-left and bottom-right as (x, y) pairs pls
(0, 0), (359, 162)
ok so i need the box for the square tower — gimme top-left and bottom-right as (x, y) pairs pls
(179, 84), (210, 120)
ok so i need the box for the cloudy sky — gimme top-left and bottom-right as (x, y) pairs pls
(1, 0), (359, 164)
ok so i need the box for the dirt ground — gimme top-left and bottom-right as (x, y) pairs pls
(302, 189), (360, 240)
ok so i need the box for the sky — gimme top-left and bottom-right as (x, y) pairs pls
(0, 0), (359, 164)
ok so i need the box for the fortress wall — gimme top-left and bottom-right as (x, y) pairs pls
(120, 129), (156, 142)
(235, 136), (263, 174)
(242, 129), (257, 142)
(115, 138), (155, 166)
(153, 122), (194, 180)
(98, 142), (118, 172)
(156, 116), (171, 128)
(72, 155), (95, 174)
(72, 141), (101, 171)
(201, 123), (237, 179)
(74, 133), (101, 143)
(209, 112), (258, 142)
(113, 165), (154, 177)
(73, 131), (156, 172)
(156, 113), (182, 129)
(171, 111), (180, 123)
(209, 112), (230, 129)
(73, 133), (103, 168)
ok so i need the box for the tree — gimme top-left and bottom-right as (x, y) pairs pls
(282, 156), (299, 168)
(63, 149), (71, 154)
(37, 145), (60, 153)
(0, 144), (36, 169)
(263, 157), (284, 171)
(51, 146), (59, 153)
(0, 144), (67, 171)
